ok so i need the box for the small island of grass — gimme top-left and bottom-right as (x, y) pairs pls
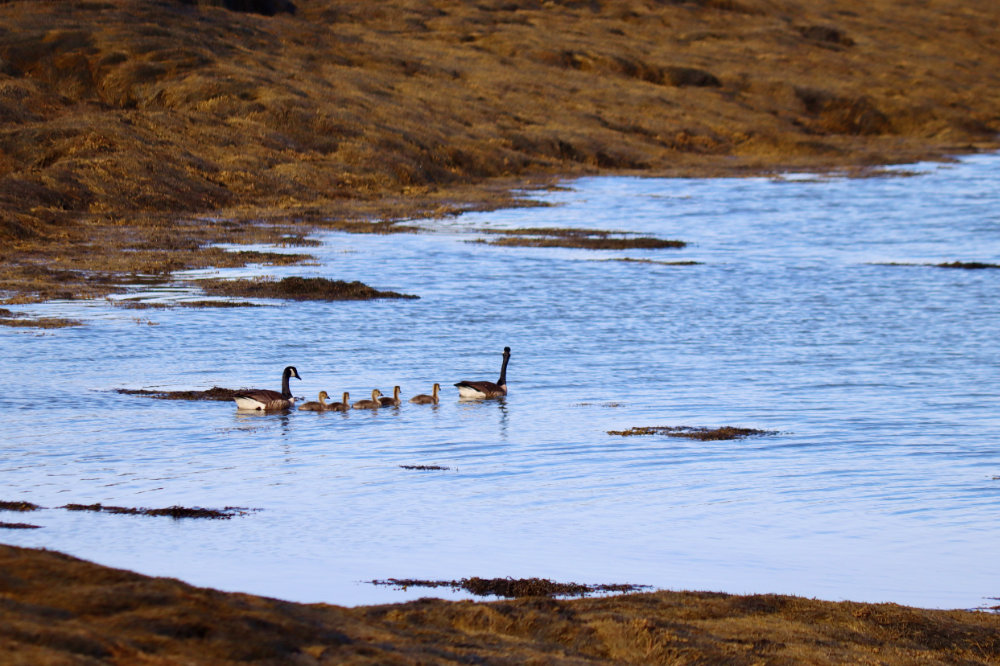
(197, 276), (419, 301)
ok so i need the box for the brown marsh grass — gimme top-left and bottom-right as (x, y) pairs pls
(2, 0), (1000, 300)
(2, 543), (999, 664)
(197, 275), (419, 300)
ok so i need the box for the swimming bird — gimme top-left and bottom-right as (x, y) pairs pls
(379, 385), (402, 407)
(327, 391), (350, 412)
(409, 383), (440, 405)
(233, 366), (301, 411)
(352, 389), (382, 409)
(298, 390), (329, 411)
(455, 347), (510, 399)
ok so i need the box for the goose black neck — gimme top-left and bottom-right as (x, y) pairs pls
(281, 366), (297, 399)
(497, 348), (511, 386)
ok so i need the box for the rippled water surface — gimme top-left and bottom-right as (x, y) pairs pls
(3, 155), (1000, 609)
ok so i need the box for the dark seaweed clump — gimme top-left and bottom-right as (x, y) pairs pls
(112, 300), (265, 309)
(0, 521), (41, 530)
(371, 577), (650, 598)
(935, 261), (1000, 269)
(198, 276), (419, 301)
(605, 258), (702, 265)
(608, 426), (778, 440)
(0, 308), (81, 328)
(479, 227), (686, 250)
(61, 504), (254, 520)
(876, 261), (1000, 270)
(116, 386), (245, 401)
(399, 465), (450, 471)
(0, 501), (41, 512)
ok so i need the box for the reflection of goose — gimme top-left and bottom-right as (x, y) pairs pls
(379, 385), (402, 407)
(298, 391), (329, 411)
(352, 389), (382, 409)
(234, 366), (301, 411)
(410, 383), (440, 405)
(327, 391), (350, 412)
(455, 347), (510, 399)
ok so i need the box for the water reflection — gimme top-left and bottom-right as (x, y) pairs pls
(3, 154), (1000, 609)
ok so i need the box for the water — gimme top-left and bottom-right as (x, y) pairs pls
(3, 154), (1000, 610)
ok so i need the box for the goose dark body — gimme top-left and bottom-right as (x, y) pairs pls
(455, 347), (510, 399)
(234, 366), (301, 411)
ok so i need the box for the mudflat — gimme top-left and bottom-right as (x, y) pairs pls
(3, 1), (1000, 661)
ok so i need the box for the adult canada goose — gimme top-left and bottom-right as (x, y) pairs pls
(327, 391), (350, 412)
(298, 390), (329, 411)
(455, 347), (510, 399)
(379, 385), (402, 407)
(409, 383), (440, 405)
(352, 389), (382, 409)
(233, 366), (301, 411)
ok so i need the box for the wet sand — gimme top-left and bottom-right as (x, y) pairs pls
(2, 0), (1000, 660)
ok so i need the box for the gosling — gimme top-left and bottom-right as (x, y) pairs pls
(379, 385), (402, 407)
(352, 389), (382, 409)
(409, 383), (440, 405)
(298, 391), (330, 411)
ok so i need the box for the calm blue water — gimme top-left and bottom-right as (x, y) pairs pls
(3, 154), (1000, 610)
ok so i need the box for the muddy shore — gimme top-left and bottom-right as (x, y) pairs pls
(3, 0), (1000, 661)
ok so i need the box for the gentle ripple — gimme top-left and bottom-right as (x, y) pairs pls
(2, 154), (1000, 609)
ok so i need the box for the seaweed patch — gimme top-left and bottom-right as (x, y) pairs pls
(370, 577), (651, 598)
(59, 504), (257, 519)
(197, 276), (419, 301)
(116, 387), (246, 401)
(0, 308), (81, 328)
(608, 426), (778, 440)
(0, 500), (42, 512)
(875, 262), (1000, 270)
(476, 227), (686, 250)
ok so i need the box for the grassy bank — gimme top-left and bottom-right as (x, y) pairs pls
(2, 544), (998, 664)
(2, 0), (999, 301)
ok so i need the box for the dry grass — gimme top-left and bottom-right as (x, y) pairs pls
(2, 544), (999, 664)
(1, 0), (999, 300)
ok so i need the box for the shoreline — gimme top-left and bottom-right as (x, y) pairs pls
(1, 542), (998, 663)
(3, 0), (1000, 304)
(4, 1), (1000, 660)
